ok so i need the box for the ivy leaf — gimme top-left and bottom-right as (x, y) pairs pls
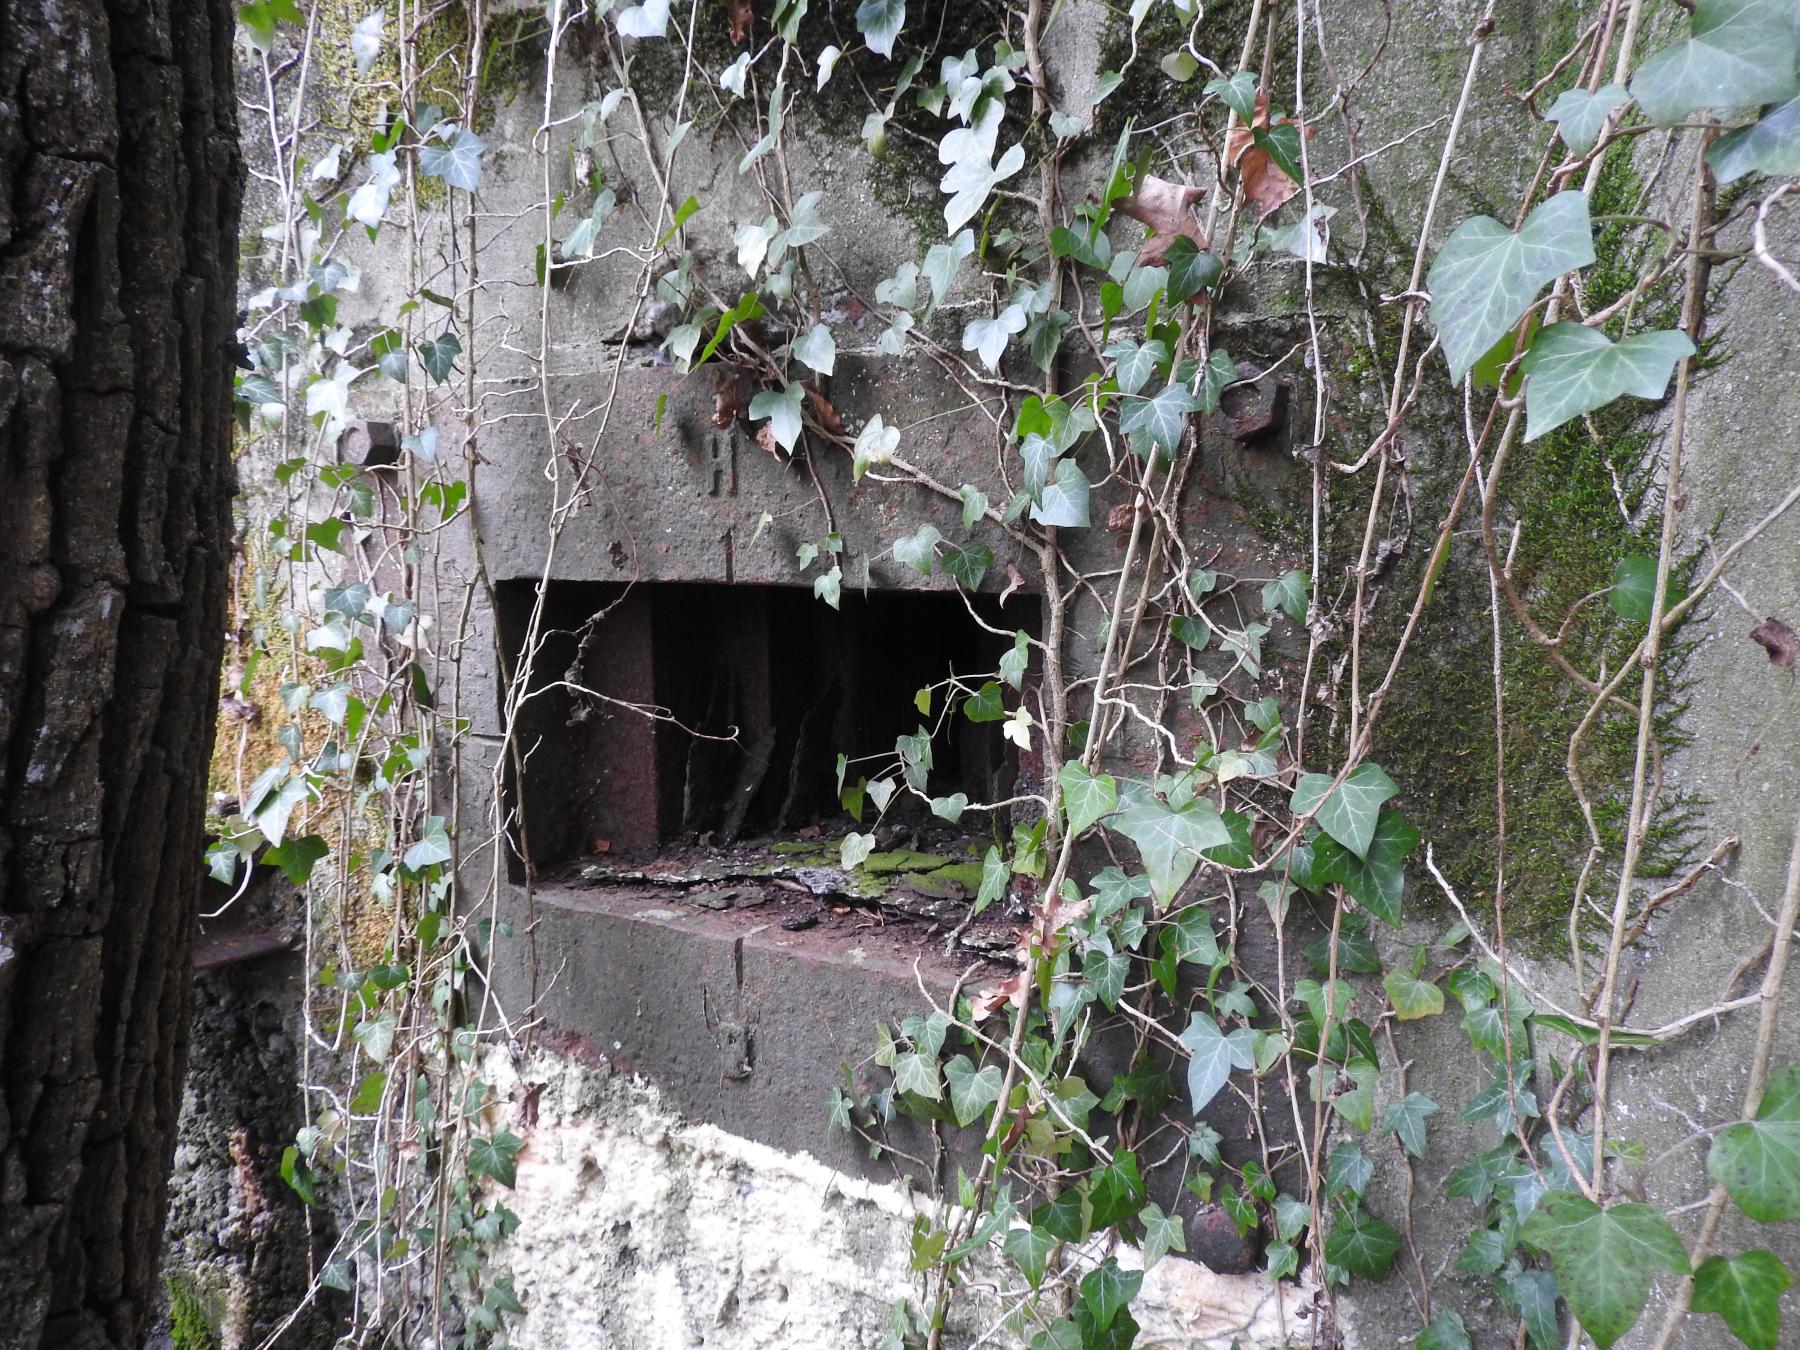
(929, 793), (967, 824)
(1088, 1152), (1146, 1230)
(1170, 613), (1212, 650)
(351, 10), (385, 75)
(1030, 459), (1091, 528)
(1707, 1065), (1800, 1222)
(793, 322), (836, 375)
(1383, 968), (1444, 1020)
(615, 0), (671, 38)
(1083, 948), (1130, 1008)
(1177, 1011), (1254, 1115)
(1120, 380), (1200, 456)
(1427, 190), (1595, 382)
(942, 142), (1026, 233)
(1006, 1225), (1058, 1287)
(1076, 1258), (1141, 1335)
(403, 815), (453, 870)
(962, 304), (1028, 370)
(813, 564), (842, 609)
(1138, 1203), (1186, 1270)
(1169, 904), (1219, 964)
(1505, 1269), (1561, 1350)
(1205, 70), (1258, 123)
(892, 1051), (942, 1101)
(964, 681), (1005, 722)
(1290, 762), (1399, 860)
(1521, 1194), (1688, 1347)
(1416, 1310), (1472, 1350)
(418, 126), (487, 192)
(1629, 0), (1799, 127)
(1609, 554), (1665, 623)
(1327, 1143), (1373, 1199)
(893, 523), (942, 576)
(1520, 322), (1694, 441)
(942, 542), (992, 590)
(1106, 338), (1169, 396)
(749, 383), (804, 452)
(1709, 97), (1800, 183)
(1034, 1190), (1087, 1243)
(973, 844), (1008, 916)
(841, 830), (875, 870)
(1262, 569), (1309, 623)
(353, 1012), (397, 1063)
(417, 330), (462, 384)
(1325, 1204), (1402, 1280)
(468, 1131), (525, 1188)
(942, 1054), (1003, 1126)
(1380, 1092), (1441, 1159)
(1547, 83), (1628, 154)
(854, 0), (905, 57)
(852, 414), (900, 480)
(959, 483), (989, 528)
(1059, 762), (1119, 836)
(923, 229), (975, 306)
(1315, 807), (1419, 926)
(1164, 235), (1223, 303)
(1108, 782), (1234, 905)
(1691, 1250), (1792, 1350)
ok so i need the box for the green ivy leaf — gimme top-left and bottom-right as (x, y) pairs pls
(403, 815), (453, 870)
(1164, 235), (1223, 303)
(893, 523), (942, 575)
(1106, 337), (1170, 396)
(973, 844), (1008, 916)
(1177, 1011), (1254, 1115)
(1315, 807), (1419, 926)
(942, 542), (992, 590)
(942, 1054), (1003, 1126)
(1380, 1091), (1441, 1159)
(1629, 0), (1798, 127)
(1546, 83), (1628, 154)
(1254, 121), (1303, 182)
(1327, 1142), (1373, 1199)
(892, 1051), (942, 1101)
(418, 126), (487, 192)
(1170, 613), (1212, 650)
(1427, 190), (1595, 382)
(1416, 1309), (1472, 1350)
(1504, 1269), (1561, 1350)
(1033, 1189), (1087, 1243)
(264, 833), (329, 886)
(1030, 459), (1091, 528)
(353, 1012), (397, 1063)
(1005, 1225), (1058, 1287)
(1456, 1226), (1511, 1276)
(1608, 554), (1668, 624)
(1521, 1194), (1688, 1347)
(1325, 1204), (1401, 1280)
(1060, 761), (1119, 835)
(1383, 968), (1444, 1020)
(929, 792), (968, 823)
(1108, 782), (1234, 905)
(1138, 1203), (1186, 1270)
(854, 0), (905, 58)
(1520, 322), (1694, 441)
(1083, 948), (1130, 1008)
(1169, 904), (1220, 965)
(1707, 1065), (1800, 1222)
(1204, 70), (1257, 123)
(964, 681), (1006, 722)
(1290, 762), (1399, 860)
(1075, 1258), (1141, 1335)
(1261, 569), (1309, 623)
(1691, 1250), (1792, 1350)
(417, 330), (462, 384)
(1708, 97), (1800, 183)
(468, 1131), (525, 1187)
(749, 383), (804, 453)
(793, 322), (836, 375)
(1088, 1152), (1145, 1229)
(1120, 380), (1200, 456)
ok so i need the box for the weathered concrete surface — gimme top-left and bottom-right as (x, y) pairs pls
(481, 1047), (1316, 1349)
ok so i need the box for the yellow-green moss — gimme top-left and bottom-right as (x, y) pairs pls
(165, 1273), (223, 1350)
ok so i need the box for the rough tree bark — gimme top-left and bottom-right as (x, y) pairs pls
(0, 1), (241, 1345)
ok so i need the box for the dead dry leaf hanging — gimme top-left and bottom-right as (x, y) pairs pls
(1750, 616), (1799, 670)
(1223, 89), (1312, 219)
(726, 0), (753, 44)
(1117, 174), (1207, 266)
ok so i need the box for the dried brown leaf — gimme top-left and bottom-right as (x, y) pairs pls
(1117, 174), (1207, 266)
(803, 382), (844, 438)
(1223, 89), (1311, 219)
(726, 0), (753, 44)
(712, 371), (746, 427)
(1750, 616), (1799, 670)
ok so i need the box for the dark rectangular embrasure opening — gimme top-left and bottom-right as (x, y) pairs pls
(495, 581), (1040, 877)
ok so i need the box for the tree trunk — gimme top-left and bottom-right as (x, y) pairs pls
(0, 0), (241, 1344)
